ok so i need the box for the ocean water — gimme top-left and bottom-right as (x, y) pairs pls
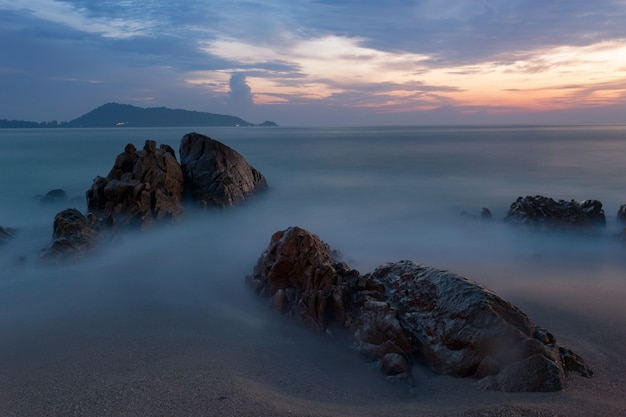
(1, 125), (626, 409)
(2, 125), (626, 269)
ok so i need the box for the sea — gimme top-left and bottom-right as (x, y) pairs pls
(1, 125), (625, 409)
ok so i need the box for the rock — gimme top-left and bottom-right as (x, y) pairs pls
(39, 189), (68, 205)
(365, 261), (592, 391)
(504, 195), (606, 231)
(246, 226), (357, 332)
(617, 204), (626, 224)
(179, 132), (268, 208)
(364, 261), (535, 378)
(86, 140), (184, 229)
(482, 352), (564, 392)
(39, 208), (99, 262)
(0, 225), (16, 246)
(247, 226), (594, 392)
(460, 207), (492, 221)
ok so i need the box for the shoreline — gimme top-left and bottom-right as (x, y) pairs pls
(1, 271), (623, 417)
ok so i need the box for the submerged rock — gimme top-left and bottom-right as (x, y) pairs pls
(504, 195), (605, 231)
(617, 204), (626, 224)
(39, 208), (99, 262)
(247, 226), (594, 391)
(460, 207), (493, 221)
(0, 225), (16, 246)
(39, 189), (68, 205)
(86, 140), (184, 229)
(179, 132), (268, 208)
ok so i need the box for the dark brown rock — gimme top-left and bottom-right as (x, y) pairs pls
(504, 195), (606, 231)
(179, 132), (267, 208)
(482, 353), (565, 392)
(367, 260), (593, 391)
(366, 261), (535, 378)
(87, 140), (184, 229)
(246, 226), (356, 332)
(247, 226), (594, 392)
(39, 208), (99, 262)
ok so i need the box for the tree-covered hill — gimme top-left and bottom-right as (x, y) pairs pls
(1, 103), (278, 128)
(65, 103), (253, 127)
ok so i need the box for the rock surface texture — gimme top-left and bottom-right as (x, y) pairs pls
(179, 132), (268, 208)
(86, 140), (184, 229)
(246, 226), (357, 332)
(39, 208), (99, 262)
(504, 195), (605, 231)
(247, 226), (594, 392)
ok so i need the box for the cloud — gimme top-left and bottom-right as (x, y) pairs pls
(294, 0), (626, 66)
(2, 0), (626, 124)
(0, 0), (149, 38)
(229, 73), (254, 106)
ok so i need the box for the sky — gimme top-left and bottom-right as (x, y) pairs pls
(1, 0), (626, 126)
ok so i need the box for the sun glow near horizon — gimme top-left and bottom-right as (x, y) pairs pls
(3, 0), (626, 124)
(189, 35), (626, 114)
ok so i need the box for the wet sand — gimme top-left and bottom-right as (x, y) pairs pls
(1, 267), (624, 417)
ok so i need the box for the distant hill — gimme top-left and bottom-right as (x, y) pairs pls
(66, 103), (255, 127)
(1, 103), (278, 128)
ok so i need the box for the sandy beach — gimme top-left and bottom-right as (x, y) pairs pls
(1, 259), (624, 417)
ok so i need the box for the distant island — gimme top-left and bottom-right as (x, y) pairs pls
(0, 103), (278, 128)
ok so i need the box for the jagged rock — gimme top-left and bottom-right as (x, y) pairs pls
(86, 140), (184, 229)
(365, 261), (593, 391)
(246, 226), (356, 332)
(504, 195), (605, 231)
(247, 226), (594, 392)
(179, 132), (268, 208)
(39, 208), (99, 262)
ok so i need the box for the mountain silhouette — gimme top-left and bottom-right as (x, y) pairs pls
(65, 103), (255, 127)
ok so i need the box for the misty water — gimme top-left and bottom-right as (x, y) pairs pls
(1, 125), (626, 411)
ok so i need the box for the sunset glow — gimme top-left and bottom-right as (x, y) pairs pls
(195, 35), (626, 114)
(2, 0), (626, 124)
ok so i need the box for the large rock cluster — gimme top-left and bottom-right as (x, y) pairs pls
(36, 132), (267, 262)
(247, 226), (594, 392)
(87, 140), (184, 229)
(504, 195), (605, 231)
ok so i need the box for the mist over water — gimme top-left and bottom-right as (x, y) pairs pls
(1, 125), (626, 410)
